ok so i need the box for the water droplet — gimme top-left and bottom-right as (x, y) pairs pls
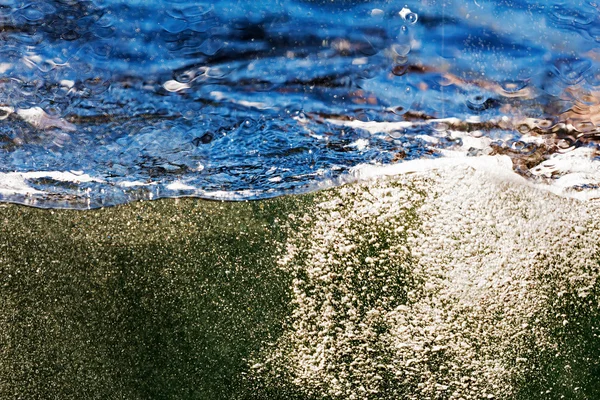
(399, 7), (418, 25)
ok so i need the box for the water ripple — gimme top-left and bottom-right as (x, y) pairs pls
(0, 0), (600, 208)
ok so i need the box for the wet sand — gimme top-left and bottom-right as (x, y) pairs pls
(1, 160), (599, 399)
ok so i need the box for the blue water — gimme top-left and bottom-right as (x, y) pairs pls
(1, 0), (599, 208)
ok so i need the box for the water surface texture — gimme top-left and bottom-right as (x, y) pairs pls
(1, 0), (600, 207)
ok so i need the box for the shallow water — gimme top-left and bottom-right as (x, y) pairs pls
(2, 3), (600, 398)
(1, 0), (600, 207)
(1, 167), (599, 399)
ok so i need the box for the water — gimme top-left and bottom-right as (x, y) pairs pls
(1, 0), (600, 208)
(2, 3), (600, 397)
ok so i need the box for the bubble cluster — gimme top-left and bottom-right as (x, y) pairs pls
(247, 161), (600, 399)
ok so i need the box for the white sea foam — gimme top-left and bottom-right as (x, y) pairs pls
(166, 181), (196, 191)
(0, 171), (103, 196)
(351, 150), (600, 201)
(15, 107), (76, 131)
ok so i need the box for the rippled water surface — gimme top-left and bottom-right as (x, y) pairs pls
(1, 0), (600, 207)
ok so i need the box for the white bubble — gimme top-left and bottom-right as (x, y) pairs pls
(399, 7), (418, 24)
(391, 43), (411, 57)
(163, 80), (191, 92)
(371, 8), (384, 17)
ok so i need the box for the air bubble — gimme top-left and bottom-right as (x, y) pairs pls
(405, 13), (418, 24)
(399, 7), (418, 25)
(0, 108), (11, 120)
(535, 119), (553, 130)
(511, 141), (525, 151)
(390, 43), (411, 58)
(517, 124), (531, 134)
(388, 129), (404, 138)
(192, 132), (213, 146)
(61, 30), (81, 41)
(499, 80), (528, 95)
(433, 122), (449, 133)
(466, 94), (492, 112)
(294, 112), (308, 124)
(390, 106), (406, 115)
(174, 70), (195, 83)
(83, 77), (110, 95)
(557, 138), (575, 152)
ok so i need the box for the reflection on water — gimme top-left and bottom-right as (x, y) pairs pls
(0, 0), (600, 207)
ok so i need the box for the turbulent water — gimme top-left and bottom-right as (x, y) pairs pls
(1, 0), (600, 208)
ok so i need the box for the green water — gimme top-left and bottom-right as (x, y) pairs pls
(1, 173), (599, 399)
(0, 197), (310, 399)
